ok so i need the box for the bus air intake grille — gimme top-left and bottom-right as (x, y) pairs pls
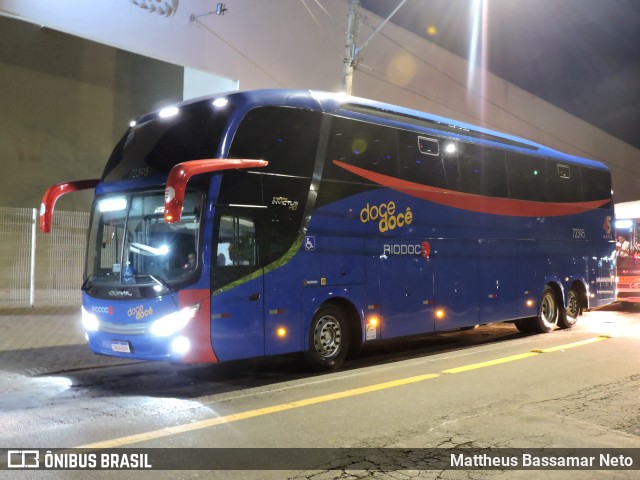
(99, 321), (149, 335)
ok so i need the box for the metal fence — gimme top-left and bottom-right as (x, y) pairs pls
(0, 207), (89, 307)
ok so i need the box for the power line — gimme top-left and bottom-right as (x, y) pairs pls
(353, 16), (629, 169)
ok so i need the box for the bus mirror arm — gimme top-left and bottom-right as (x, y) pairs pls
(40, 179), (100, 233)
(164, 159), (268, 223)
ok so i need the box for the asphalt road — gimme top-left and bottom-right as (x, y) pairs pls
(0, 306), (639, 479)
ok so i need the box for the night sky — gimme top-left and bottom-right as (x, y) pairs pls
(360, 0), (640, 150)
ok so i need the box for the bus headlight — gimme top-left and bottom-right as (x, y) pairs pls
(150, 303), (200, 337)
(81, 307), (99, 332)
(171, 336), (191, 354)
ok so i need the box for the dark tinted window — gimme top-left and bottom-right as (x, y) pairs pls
(548, 162), (581, 202)
(441, 141), (461, 191)
(261, 175), (311, 264)
(219, 107), (321, 267)
(479, 148), (508, 197)
(581, 167), (611, 204)
(398, 131), (448, 189)
(506, 153), (549, 201)
(324, 116), (398, 182)
(456, 143), (508, 197)
(103, 101), (231, 182)
(458, 143), (481, 195)
(229, 106), (321, 178)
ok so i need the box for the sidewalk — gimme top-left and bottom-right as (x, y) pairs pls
(0, 306), (136, 375)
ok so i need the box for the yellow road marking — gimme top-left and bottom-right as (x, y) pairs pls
(77, 336), (610, 449)
(440, 352), (538, 374)
(78, 373), (440, 449)
(531, 335), (610, 353)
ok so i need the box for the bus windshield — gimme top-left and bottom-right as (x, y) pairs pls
(85, 190), (203, 292)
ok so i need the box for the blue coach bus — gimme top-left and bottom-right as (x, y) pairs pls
(41, 90), (616, 370)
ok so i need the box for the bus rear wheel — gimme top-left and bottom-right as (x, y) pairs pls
(535, 286), (559, 333)
(306, 304), (350, 371)
(558, 287), (581, 329)
(515, 286), (559, 333)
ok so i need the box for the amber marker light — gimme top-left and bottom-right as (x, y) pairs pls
(368, 316), (379, 327)
(435, 309), (445, 320)
(526, 299), (535, 308)
(277, 327), (287, 338)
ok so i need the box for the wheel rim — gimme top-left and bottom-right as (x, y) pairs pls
(566, 291), (579, 320)
(313, 315), (342, 358)
(540, 292), (558, 328)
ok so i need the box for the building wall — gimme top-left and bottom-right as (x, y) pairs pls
(0, 16), (183, 210)
(1, 0), (639, 204)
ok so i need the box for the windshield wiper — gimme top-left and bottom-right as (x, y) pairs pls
(133, 274), (172, 291)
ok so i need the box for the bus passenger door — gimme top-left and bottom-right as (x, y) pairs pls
(210, 211), (264, 361)
(379, 239), (435, 338)
(432, 238), (479, 329)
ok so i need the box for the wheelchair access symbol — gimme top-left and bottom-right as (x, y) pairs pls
(304, 236), (316, 251)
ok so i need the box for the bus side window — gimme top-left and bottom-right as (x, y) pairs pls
(324, 116), (398, 182)
(458, 143), (481, 195)
(213, 213), (259, 290)
(580, 167), (612, 204)
(398, 130), (447, 189)
(506, 152), (548, 202)
(548, 162), (581, 202)
(478, 147), (508, 198)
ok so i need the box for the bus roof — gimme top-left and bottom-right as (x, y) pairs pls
(141, 89), (609, 171)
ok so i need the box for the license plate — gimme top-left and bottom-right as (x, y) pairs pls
(111, 341), (131, 353)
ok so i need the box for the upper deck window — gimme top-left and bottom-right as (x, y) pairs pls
(323, 116), (399, 183)
(102, 101), (233, 182)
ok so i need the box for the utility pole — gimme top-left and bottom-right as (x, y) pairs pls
(342, 0), (409, 95)
(342, 0), (359, 95)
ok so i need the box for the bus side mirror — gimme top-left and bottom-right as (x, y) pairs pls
(40, 179), (99, 233)
(164, 159), (268, 223)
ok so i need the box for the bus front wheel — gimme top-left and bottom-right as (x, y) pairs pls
(306, 304), (350, 371)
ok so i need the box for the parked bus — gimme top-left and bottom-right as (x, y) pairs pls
(614, 201), (640, 306)
(41, 90), (616, 370)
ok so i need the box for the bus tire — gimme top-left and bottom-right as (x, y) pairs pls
(305, 304), (350, 371)
(558, 287), (581, 329)
(535, 286), (559, 333)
